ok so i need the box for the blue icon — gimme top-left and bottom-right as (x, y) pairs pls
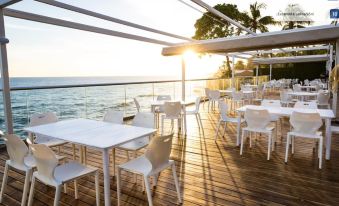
(330, 9), (339, 18)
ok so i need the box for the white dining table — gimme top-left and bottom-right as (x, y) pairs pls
(236, 105), (335, 160)
(287, 91), (318, 101)
(150, 99), (194, 135)
(24, 118), (156, 206)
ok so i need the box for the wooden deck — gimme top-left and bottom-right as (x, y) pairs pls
(1, 96), (339, 206)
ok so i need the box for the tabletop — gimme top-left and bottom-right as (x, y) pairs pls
(24, 119), (157, 150)
(219, 90), (255, 94)
(287, 92), (318, 96)
(237, 105), (335, 119)
(150, 99), (195, 106)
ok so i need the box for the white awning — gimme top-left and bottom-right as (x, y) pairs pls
(162, 25), (339, 56)
(252, 54), (329, 65)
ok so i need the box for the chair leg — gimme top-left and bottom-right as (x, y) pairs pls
(0, 163), (9, 203)
(198, 113), (204, 132)
(267, 133), (272, 160)
(112, 148), (116, 176)
(63, 183), (67, 194)
(195, 114), (200, 128)
(240, 130), (245, 155)
(285, 134), (290, 163)
(214, 120), (221, 141)
(74, 179), (79, 199)
(95, 171), (100, 206)
(27, 176), (36, 206)
(133, 152), (137, 183)
(72, 144), (76, 160)
(249, 132), (252, 148)
(319, 137), (323, 169)
(117, 168), (121, 206)
(143, 176), (153, 206)
(291, 136), (295, 154)
(223, 122), (227, 137)
(171, 164), (182, 203)
(54, 185), (62, 206)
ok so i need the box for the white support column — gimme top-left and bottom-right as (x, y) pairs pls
(333, 40), (339, 117)
(256, 65), (259, 85)
(269, 64), (272, 81)
(0, 9), (13, 134)
(231, 56), (235, 88)
(181, 56), (186, 101)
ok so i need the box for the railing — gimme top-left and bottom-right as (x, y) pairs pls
(0, 76), (268, 135)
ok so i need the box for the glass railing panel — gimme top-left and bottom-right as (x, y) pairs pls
(85, 85), (125, 119)
(153, 82), (176, 100)
(125, 83), (153, 115)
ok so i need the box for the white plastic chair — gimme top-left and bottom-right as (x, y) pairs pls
(0, 134), (65, 206)
(215, 100), (244, 141)
(134, 98), (141, 112)
(280, 91), (292, 107)
(115, 112), (155, 179)
(0, 134), (35, 206)
(103, 109), (124, 124)
(261, 99), (282, 138)
(155, 95), (172, 127)
(28, 144), (100, 206)
(117, 134), (181, 206)
(103, 110), (124, 174)
(317, 92), (330, 109)
(29, 112), (67, 149)
(285, 112), (323, 169)
(230, 91), (244, 113)
(293, 84), (301, 92)
(161, 101), (183, 135)
(203, 88), (210, 107)
(293, 101), (318, 109)
(207, 90), (221, 112)
(240, 108), (275, 160)
(185, 97), (204, 131)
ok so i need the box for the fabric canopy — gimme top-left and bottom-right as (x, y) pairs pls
(252, 54), (329, 65)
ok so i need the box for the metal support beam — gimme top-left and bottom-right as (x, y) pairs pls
(0, 9), (13, 134)
(191, 0), (256, 35)
(35, 0), (192, 42)
(256, 65), (259, 85)
(231, 56), (235, 88)
(269, 64), (272, 81)
(0, 0), (21, 8)
(333, 40), (339, 117)
(3, 9), (174, 46)
(181, 56), (186, 101)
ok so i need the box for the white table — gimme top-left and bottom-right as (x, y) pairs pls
(150, 99), (194, 135)
(236, 105), (335, 160)
(300, 85), (316, 92)
(287, 91), (318, 101)
(24, 118), (156, 206)
(219, 90), (255, 95)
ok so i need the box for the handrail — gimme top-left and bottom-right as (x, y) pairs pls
(0, 76), (268, 91)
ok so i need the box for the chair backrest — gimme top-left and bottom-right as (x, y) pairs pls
(218, 100), (228, 120)
(244, 108), (271, 129)
(3, 134), (29, 169)
(317, 92), (330, 105)
(290, 112), (322, 134)
(261, 99), (281, 107)
(204, 88), (210, 98)
(294, 101), (317, 109)
(164, 101), (181, 118)
(232, 91), (243, 101)
(157, 95), (171, 101)
(29, 112), (58, 127)
(193, 97), (201, 113)
(293, 84), (301, 92)
(29, 112), (58, 143)
(145, 134), (173, 171)
(133, 98), (141, 112)
(304, 79), (309, 86)
(103, 110), (124, 124)
(132, 112), (155, 129)
(30, 144), (58, 185)
(280, 91), (291, 102)
(209, 90), (220, 100)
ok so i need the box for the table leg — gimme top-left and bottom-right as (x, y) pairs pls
(325, 118), (331, 160)
(183, 105), (187, 135)
(236, 112), (241, 146)
(102, 149), (111, 206)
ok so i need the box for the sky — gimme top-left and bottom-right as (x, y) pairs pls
(4, 0), (339, 78)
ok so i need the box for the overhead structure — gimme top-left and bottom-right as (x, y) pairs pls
(252, 54), (330, 64)
(162, 25), (339, 56)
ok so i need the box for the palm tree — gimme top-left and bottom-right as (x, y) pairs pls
(282, 21), (311, 30)
(242, 2), (277, 33)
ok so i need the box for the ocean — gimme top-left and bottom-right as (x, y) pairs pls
(0, 76), (206, 136)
